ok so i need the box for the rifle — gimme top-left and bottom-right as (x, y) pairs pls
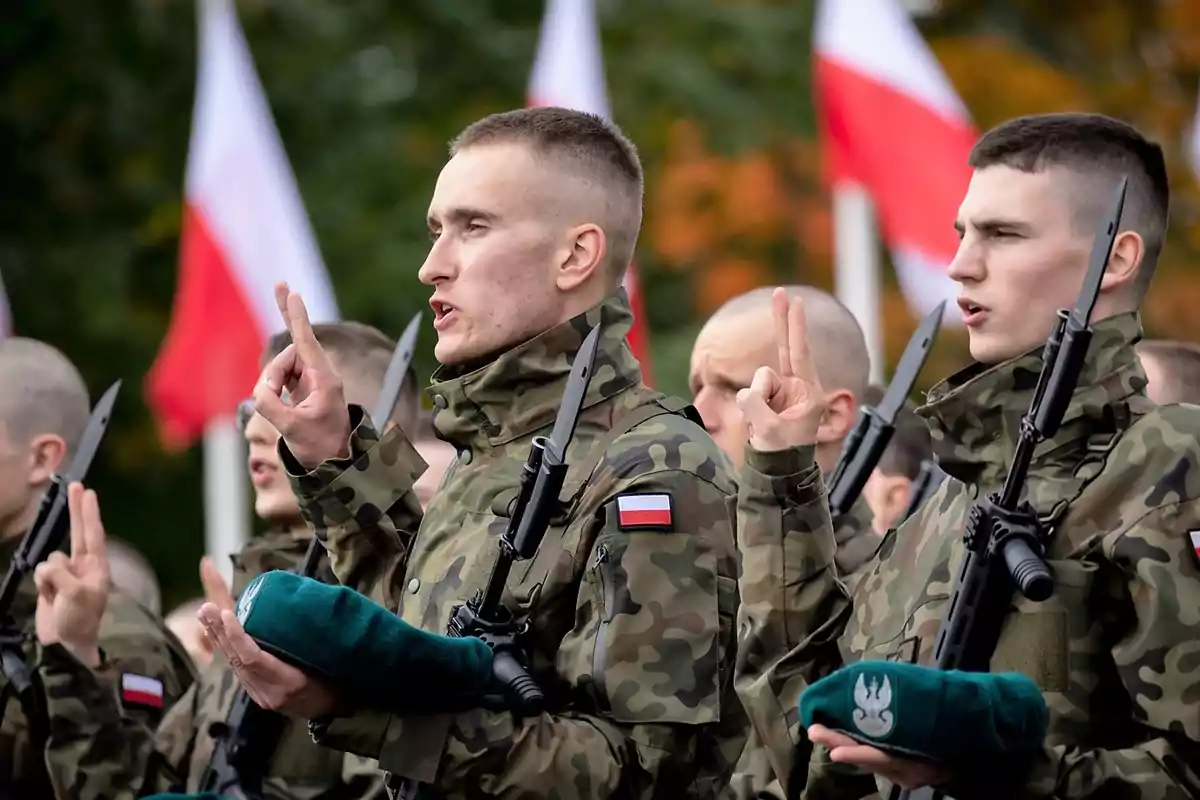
(894, 177), (1128, 800)
(445, 324), (601, 717)
(827, 302), (944, 516)
(899, 459), (946, 524)
(0, 380), (120, 748)
(201, 314), (421, 798)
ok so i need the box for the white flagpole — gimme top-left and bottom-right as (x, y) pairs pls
(203, 416), (248, 585)
(834, 182), (884, 384)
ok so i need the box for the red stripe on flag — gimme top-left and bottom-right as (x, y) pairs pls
(815, 56), (975, 261)
(618, 508), (672, 527)
(122, 688), (164, 709)
(146, 203), (264, 451)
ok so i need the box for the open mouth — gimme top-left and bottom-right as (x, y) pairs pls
(248, 457), (276, 484)
(958, 299), (987, 324)
(431, 299), (458, 330)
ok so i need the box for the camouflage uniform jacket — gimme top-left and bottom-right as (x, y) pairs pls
(724, 445), (853, 800)
(287, 293), (743, 799)
(0, 534), (195, 798)
(831, 495), (878, 593)
(801, 312), (1200, 799)
(36, 529), (389, 799)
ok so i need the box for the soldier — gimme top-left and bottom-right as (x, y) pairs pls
(690, 285), (878, 583)
(1136, 338), (1200, 404)
(34, 322), (423, 798)
(739, 113), (1200, 798)
(201, 106), (742, 799)
(857, 385), (932, 535)
(0, 337), (195, 797)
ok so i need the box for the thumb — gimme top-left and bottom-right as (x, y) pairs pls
(737, 387), (777, 427)
(200, 556), (235, 613)
(35, 558), (77, 600)
(253, 381), (292, 433)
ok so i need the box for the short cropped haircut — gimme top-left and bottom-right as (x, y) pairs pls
(969, 113), (1169, 300)
(451, 106), (644, 285)
(862, 384), (932, 480)
(0, 338), (90, 456)
(263, 322), (420, 431)
(1136, 339), (1200, 405)
(712, 285), (871, 403)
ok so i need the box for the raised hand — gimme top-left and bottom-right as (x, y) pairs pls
(254, 282), (351, 468)
(736, 287), (827, 452)
(33, 483), (110, 667)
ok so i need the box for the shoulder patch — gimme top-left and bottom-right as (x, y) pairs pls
(1189, 530), (1200, 568)
(616, 493), (674, 530)
(121, 673), (164, 709)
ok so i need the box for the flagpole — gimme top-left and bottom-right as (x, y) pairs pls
(833, 182), (884, 385)
(203, 416), (249, 585)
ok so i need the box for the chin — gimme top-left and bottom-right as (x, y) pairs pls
(254, 494), (299, 525)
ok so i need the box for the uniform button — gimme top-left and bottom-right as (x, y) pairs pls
(459, 448), (472, 465)
(432, 394), (448, 409)
(407, 578), (421, 594)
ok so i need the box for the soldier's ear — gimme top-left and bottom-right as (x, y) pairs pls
(26, 433), (67, 487)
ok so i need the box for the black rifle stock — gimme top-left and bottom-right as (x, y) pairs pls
(0, 380), (120, 749)
(828, 302), (944, 516)
(893, 177), (1128, 800)
(201, 316), (421, 798)
(445, 324), (601, 718)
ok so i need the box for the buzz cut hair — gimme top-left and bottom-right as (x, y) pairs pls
(450, 106), (644, 287)
(0, 338), (90, 456)
(1136, 339), (1200, 405)
(262, 322), (420, 432)
(968, 112), (1170, 301)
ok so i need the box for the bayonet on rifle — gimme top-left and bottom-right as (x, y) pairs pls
(827, 301), (944, 515)
(447, 324), (602, 716)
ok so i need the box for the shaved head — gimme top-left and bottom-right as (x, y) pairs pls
(708, 285), (871, 401)
(0, 338), (90, 454)
(690, 285), (871, 469)
(1136, 339), (1200, 405)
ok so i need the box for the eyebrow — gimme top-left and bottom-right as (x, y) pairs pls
(427, 206), (500, 229)
(954, 217), (1034, 235)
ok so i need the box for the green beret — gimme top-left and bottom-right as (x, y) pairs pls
(798, 661), (1047, 767)
(237, 570), (494, 714)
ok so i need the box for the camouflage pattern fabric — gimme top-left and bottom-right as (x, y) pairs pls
(37, 529), (390, 800)
(784, 312), (1200, 798)
(0, 534), (195, 798)
(286, 291), (744, 799)
(723, 445), (860, 800)
(831, 495), (879, 594)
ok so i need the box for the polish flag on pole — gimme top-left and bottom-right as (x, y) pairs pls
(146, 0), (339, 577)
(528, 0), (654, 385)
(814, 0), (975, 378)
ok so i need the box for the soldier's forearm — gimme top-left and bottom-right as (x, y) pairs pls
(282, 403), (424, 608)
(735, 443), (852, 790)
(37, 643), (181, 798)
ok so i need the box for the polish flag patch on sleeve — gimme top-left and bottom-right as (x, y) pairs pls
(1190, 530), (1200, 568)
(615, 493), (674, 531)
(121, 673), (165, 710)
